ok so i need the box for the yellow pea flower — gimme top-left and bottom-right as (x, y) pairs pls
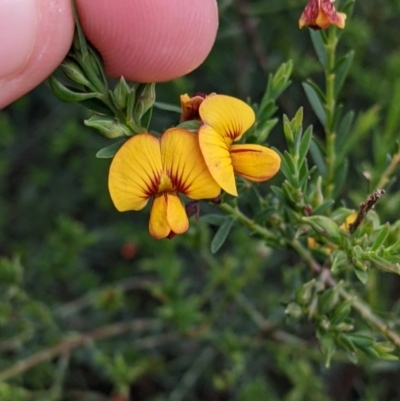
(299, 0), (346, 30)
(108, 128), (221, 239)
(198, 95), (281, 196)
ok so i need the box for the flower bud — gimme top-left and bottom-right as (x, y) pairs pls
(303, 216), (343, 244)
(61, 60), (92, 87)
(113, 77), (131, 110)
(84, 116), (131, 138)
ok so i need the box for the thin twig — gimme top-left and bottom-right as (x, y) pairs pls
(56, 277), (158, 318)
(0, 318), (161, 382)
(349, 189), (385, 234)
(291, 238), (400, 346)
(338, 288), (400, 346)
(376, 150), (400, 189)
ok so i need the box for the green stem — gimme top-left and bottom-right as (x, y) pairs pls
(324, 29), (338, 198)
(376, 149), (400, 189)
(219, 201), (400, 347)
(218, 202), (280, 245)
(290, 238), (400, 346)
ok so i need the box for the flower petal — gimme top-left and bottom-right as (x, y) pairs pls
(149, 194), (170, 239)
(230, 144), (281, 182)
(199, 95), (255, 143)
(299, 0), (346, 29)
(160, 127), (221, 199)
(198, 125), (237, 196)
(148, 193), (189, 239)
(180, 93), (205, 122)
(320, 0), (346, 28)
(108, 134), (162, 211)
(166, 193), (189, 234)
(299, 0), (320, 29)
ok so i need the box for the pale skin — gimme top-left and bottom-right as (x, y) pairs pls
(0, 0), (218, 109)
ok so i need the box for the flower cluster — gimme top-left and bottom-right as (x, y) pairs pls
(108, 94), (281, 239)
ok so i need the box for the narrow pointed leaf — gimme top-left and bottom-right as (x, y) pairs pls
(96, 140), (125, 158)
(303, 82), (326, 125)
(211, 219), (234, 254)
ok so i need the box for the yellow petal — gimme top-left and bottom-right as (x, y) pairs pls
(199, 95), (255, 143)
(148, 193), (189, 239)
(198, 125), (237, 196)
(166, 193), (189, 234)
(149, 194), (170, 239)
(160, 127), (221, 199)
(108, 134), (162, 212)
(230, 144), (281, 182)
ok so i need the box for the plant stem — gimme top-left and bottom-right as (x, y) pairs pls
(290, 238), (400, 346)
(337, 288), (400, 346)
(324, 29), (338, 198)
(0, 319), (162, 382)
(219, 202), (279, 245)
(220, 202), (400, 347)
(376, 149), (400, 189)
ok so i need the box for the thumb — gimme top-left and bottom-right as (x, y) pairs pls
(0, 0), (74, 109)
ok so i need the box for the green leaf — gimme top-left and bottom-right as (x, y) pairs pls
(330, 249), (349, 275)
(264, 61), (293, 101)
(332, 159), (348, 199)
(334, 50), (355, 98)
(346, 334), (375, 347)
(282, 116), (294, 149)
(309, 30), (327, 67)
(371, 223), (390, 251)
(61, 59), (92, 87)
(319, 335), (336, 368)
(283, 152), (297, 177)
(176, 120), (202, 131)
(309, 140), (327, 176)
(383, 79), (400, 142)
(298, 126), (313, 166)
(153, 101), (182, 113)
(270, 186), (286, 204)
(336, 110), (355, 155)
(48, 76), (99, 103)
(337, 334), (357, 353)
(330, 299), (353, 325)
(211, 219), (234, 254)
(141, 107), (153, 130)
(313, 200), (335, 215)
(302, 81), (327, 125)
(338, 105), (380, 161)
(95, 140), (125, 158)
(354, 268), (368, 284)
(257, 99), (277, 119)
(200, 214), (227, 226)
(302, 215), (343, 243)
(79, 98), (115, 115)
(277, 151), (293, 182)
(318, 288), (340, 314)
(112, 76), (131, 110)
(254, 118), (278, 143)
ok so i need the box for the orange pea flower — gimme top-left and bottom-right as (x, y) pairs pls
(108, 128), (221, 239)
(180, 93), (206, 122)
(198, 95), (281, 196)
(299, 0), (346, 30)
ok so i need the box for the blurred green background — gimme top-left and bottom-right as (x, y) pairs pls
(1, 0), (400, 400)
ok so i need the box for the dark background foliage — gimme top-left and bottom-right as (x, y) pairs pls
(1, 0), (400, 400)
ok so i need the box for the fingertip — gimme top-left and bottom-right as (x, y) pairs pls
(0, 0), (74, 109)
(77, 0), (218, 82)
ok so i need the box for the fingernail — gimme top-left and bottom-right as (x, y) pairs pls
(0, 0), (38, 78)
